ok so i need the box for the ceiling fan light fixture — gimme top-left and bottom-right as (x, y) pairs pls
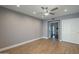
(44, 12), (49, 16)
(44, 9), (47, 12)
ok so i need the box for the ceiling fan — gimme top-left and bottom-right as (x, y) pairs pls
(41, 7), (58, 16)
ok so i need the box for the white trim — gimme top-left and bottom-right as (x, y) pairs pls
(61, 40), (79, 44)
(42, 37), (49, 39)
(0, 37), (42, 52)
(59, 39), (63, 41)
(59, 39), (79, 45)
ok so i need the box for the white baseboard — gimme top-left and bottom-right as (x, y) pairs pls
(59, 39), (63, 41)
(61, 40), (79, 44)
(0, 37), (42, 52)
(42, 37), (49, 39)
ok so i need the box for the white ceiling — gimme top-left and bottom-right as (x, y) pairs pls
(2, 5), (79, 20)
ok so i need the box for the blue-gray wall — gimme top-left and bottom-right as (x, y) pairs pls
(0, 7), (43, 48)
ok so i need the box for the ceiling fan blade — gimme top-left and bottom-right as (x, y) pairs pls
(41, 7), (44, 9)
(46, 7), (48, 9)
(51, 7), (58, 11)
(50, 13), (55, 15)
(41, 7), (48, 10)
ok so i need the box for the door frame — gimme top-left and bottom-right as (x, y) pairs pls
(48, 20), (60, 40)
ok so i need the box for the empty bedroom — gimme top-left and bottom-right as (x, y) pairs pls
(0, 5), (79, 54)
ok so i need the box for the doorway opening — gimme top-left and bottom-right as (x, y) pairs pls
(48, 21), (59, 40)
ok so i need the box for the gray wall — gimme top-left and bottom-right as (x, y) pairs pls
(0, 7), (43, 48)
(42, 20), (48, 38)
(61, 18), (79, 44)
(42, 13), (79, 40)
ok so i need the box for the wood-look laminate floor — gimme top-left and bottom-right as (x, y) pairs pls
(1, 39), (79, 54)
